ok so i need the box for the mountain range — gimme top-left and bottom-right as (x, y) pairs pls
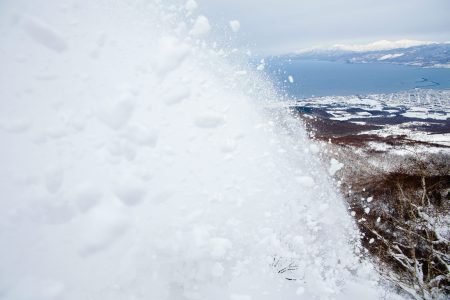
(287, 41), (450, 68)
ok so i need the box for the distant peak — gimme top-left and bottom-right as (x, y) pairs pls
(332, 39), (436, 52)
(296, 39), (438, 54)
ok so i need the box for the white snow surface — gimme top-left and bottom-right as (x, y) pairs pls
(0, 1), (386, 299)
(378, 53), (404, 61)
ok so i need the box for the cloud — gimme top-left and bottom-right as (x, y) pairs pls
(197, 0), (450, 54)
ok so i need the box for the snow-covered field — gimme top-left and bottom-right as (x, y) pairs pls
(284, 89), (450, 152)
(288, 89), (450, 115)
(0, 1), (392, 299)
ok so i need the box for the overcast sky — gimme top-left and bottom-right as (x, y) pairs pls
(197, 0), (450, 54)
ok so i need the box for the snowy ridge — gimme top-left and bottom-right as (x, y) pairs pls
(332, 40), (436, 52)
(296, 40), (437, 54)
(291, 41), (450, 68)
(0, 1), (385, 299)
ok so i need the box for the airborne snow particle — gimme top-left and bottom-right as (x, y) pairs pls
(229, 20), (240, 32)
(288, 75), (294, 83)
(309, 143), (320, 153)
(121, 126), (158, 148)
(194, 114), (225, 128)
(190, 15), (211, 37)
(256, 63), (265, 71)
(115, 183), (146, 207)
(45, 167), (64, 194)
(296, 286), (305, 295)
(163, 87), (191, 105)
(79, 204), (130, 256)
(155, 36), (191, 75)
(98, 99), (135, 130)
(211, 262), (225, 277)
(0, 118), (31, 133)
(220, 138), (237, 153)
(230, 295), (252, 300)
(73, 184), (102, 213)
(209, 237), (232, 259)
(329, 158), (344, 176)
(296, 176), (315, 187)
(21, 16), (68, 52)
(185, 0), (198, 13)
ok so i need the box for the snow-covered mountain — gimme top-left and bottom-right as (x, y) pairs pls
(291, 41), (450, 68)
(330, 40), (436, 52)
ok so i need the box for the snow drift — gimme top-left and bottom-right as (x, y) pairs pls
(0, 1), (382, 299)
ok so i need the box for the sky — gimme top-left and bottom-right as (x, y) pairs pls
(197, 0), (450, 54)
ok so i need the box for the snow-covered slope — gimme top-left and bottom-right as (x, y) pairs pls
(0, 1), (384, 299)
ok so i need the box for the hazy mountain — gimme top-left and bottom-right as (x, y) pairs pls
(288, 42), (450, 68)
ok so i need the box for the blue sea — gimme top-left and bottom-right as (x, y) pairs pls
(265, 59), (450, 99)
